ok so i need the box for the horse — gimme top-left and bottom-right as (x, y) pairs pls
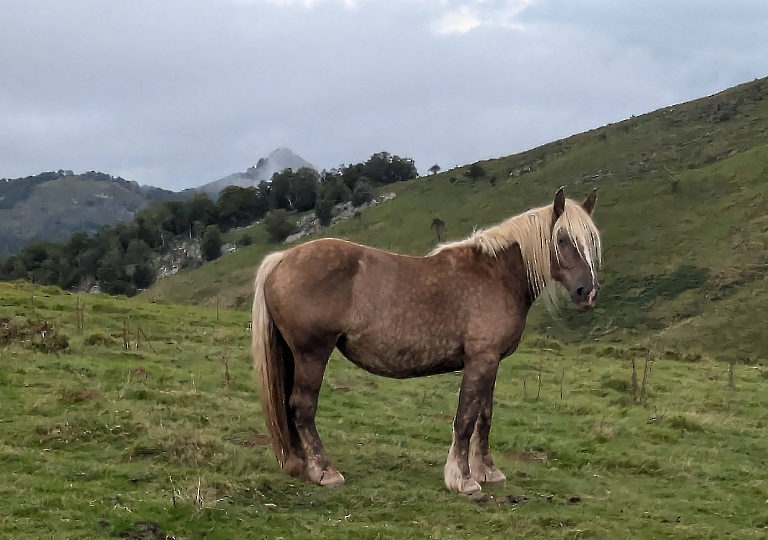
(251, 187), (602, 494)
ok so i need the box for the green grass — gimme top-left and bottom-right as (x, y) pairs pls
(4, 281), (768, 538)
(144, 76), (768, 361)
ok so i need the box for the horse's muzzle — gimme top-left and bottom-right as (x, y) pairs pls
(574, 283), (599, 311)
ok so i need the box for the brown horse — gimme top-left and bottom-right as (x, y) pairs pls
(252, 187), (602, 493)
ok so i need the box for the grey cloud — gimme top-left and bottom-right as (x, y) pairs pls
(1, 0), (766, 190)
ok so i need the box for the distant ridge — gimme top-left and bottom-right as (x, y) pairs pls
(0, 170), (180, 254)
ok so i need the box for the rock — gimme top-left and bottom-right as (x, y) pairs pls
(153, 237), (204, 281)
(282, 192), (397, 245)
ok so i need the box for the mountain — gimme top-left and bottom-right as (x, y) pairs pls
(191, 148), (315, 197)
(0, 170), (180, 254)
(145, 75), (768, 361)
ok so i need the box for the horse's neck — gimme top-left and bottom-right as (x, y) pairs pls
(496, 244), (536, 308)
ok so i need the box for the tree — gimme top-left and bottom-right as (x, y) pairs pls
(131, 264), (154, 289)
(134, 203), (175, 242)
(0, 256), (25, 281)
(318, 174), (351, 204)
(265, 209), (298, 243)
(351, 181), (372, 206)
(97, 251), (131, 296)
(315, 197), (335, 227)
(428, 164), (441, 175)
(269, 168), (319, 212)
(388, 155), (418, 182)
(290, 168), (320, 212)
(363, 152), (391, 185)
(430, 217), (446, 242)
(269, 170), (294, 210)
(217, 185), (270, 231)
(124, 239), (152, 265)
(362, 152), (418, 186)
(63, 232), (91, 265)
(340, 163), (364, 191)
(191, 220), (207, 241)
(157, 201), (188, 236)
(18, 240), (57, 273)
(134, 215), (163, 248)
(114, 222), (135, 252)
(201, 225), (223, 261)
(185, 193), (220, 231)
(464, 164), (486, 181)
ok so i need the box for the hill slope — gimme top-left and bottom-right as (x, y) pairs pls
(146, 76), (768, 360)
(3, 281), (768, 538)
(0, 170), (180, 254)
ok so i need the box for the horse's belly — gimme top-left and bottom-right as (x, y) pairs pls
(336, 333), (464, 379)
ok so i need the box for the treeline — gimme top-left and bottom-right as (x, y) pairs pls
(0, 152), (418, 297)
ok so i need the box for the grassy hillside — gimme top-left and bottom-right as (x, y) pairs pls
(3, 281), (768, 538)
(146, 76), (768, 361)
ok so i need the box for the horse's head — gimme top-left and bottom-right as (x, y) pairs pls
(549, 187), (601, 311)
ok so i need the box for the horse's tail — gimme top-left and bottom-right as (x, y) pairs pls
(252, 250), (291, 467)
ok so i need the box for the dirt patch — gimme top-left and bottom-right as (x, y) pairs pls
(467, 492), (530, 506)
(60, 389), (101, 404)
(329, 380), (353, 392)
(126, 433), (226, 466)
(83, 332), (115, 347)
(130, 367), (149, 380)
(243, 433), (270, 447)
(506, 450), (549, 464)
(118, 520), (175, 540)
(0, 317), (69, 353)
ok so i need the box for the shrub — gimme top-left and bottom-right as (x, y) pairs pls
(265, 210), (298, 243)
(201, 225), (223, 261)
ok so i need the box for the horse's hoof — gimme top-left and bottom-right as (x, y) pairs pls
(458, 477), (482, 494)
(445, 473), (482, 494)
(470, 453), (507, 484)
(319, 468), (345, 488)
(472, 464), (507, 484)
(475, 467), (506, 484)
(445, 457), (482, 493)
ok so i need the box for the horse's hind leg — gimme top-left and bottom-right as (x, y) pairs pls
(469, 383), (506, 484)
(444, 353), (500, 494)
(290, 345), (345, 487)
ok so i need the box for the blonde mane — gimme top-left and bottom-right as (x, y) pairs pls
(429, 199), (602, 307)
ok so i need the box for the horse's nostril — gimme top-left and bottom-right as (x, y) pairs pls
(576, 287), (585, 298)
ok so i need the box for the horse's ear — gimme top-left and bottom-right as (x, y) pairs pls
(553, 187), (565, 220)
(582, 188), (597, 215)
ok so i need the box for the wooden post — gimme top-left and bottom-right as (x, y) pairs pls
(75, 298), (84, 335)
(122, 317), (130, 349)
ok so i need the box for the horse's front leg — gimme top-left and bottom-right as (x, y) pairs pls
(469, 380), (507, 484)
(444, 353), (500, 494)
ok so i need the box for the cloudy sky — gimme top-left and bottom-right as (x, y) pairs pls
(1, 0), (767, 191)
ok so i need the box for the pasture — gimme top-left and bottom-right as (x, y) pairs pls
(2, 281), (767, 539)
